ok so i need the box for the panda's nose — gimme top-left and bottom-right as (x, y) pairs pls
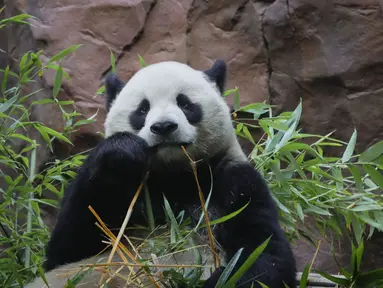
(150, 121), (178, 135)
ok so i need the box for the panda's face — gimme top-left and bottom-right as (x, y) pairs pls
(104, 61), (239, 165)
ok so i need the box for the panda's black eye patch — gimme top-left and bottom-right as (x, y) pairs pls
(176, 94), (202, 125)
(138, 99), (150, 114)
(177, 94), (191, 109)
(129, 99), (150, 130)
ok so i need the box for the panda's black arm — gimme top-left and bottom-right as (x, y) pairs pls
(44, 132), (149, 271)
(208, 162), (296, 288)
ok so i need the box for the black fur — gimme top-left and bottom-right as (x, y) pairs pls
(44, 132), (296, 288)
(204, 59), (227, 94)
(176, 93), (203, 125)
(130, 99), (150, 130)
(45, 61), (296, 287)
(105, 73), (125, 111)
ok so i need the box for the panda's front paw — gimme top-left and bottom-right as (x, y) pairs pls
(203, 266), (226, 288)
(95, 132), (150, 174)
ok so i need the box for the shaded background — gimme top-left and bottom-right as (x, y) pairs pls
(1, 0), (383, 274)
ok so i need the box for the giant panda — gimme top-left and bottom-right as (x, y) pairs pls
(25, 60), (296, 288)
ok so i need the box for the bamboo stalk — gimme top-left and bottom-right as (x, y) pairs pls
(181, 146), (220, 269)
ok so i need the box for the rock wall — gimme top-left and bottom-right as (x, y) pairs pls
(2, 0), (383, 272)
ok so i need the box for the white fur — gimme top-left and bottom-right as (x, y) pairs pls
(105, 61), (246, 164)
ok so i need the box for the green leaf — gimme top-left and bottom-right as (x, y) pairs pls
(47, 44), (82, 65)
(96, 85), (105, 96)
(0, 13), (33, 26)
(275, 100), (302, 151)
(64, 267), (93, 287)
(359, 140), (383, 162)
(110, 50), (116, 72)
(299, 264), (310, 288)
(57, 100), (74, 106)
(255, 281), (270, 288)
(163, 196), (182, 240)
(356, 268), (383, 287)
(278, 142), (318, 156)
(1, 65), (9, 95)
(19, 52), (30, 72)
(243, 126), (255, 144)
(43, 183), (61, 195)
(0, 95), (18, 113)
(354, 241), (364, 275)
(224, 236), (271, 288)
(46, 63), (71, 80)
(0, 67), (19, 79)
(350, 205), (383, 212)
(304, 205), (332, 216)
(138, 54), (146, 67)
(296, 203), (304, 221)
(342, 129), (357, 163)
(9, 133), (35, 144)
(34, 124), (72, 145)
(199, 203), (249, 228)
(236, 122), (244, 132)
(233, 88), (240, 111)
(215, 248), (243, 288)
(363, 164), (383, 189)
(31, 99), (56, 105)
(358, 214), (383, 230)
(238, 102), (270, 115)
(32, 198), (58, 208)
(223, 88), (238, 97)
(348, 165), (363, 193)
(259, 119), (289, 131)
(313, 271), (349, 286)
(53, 64), (63, 98)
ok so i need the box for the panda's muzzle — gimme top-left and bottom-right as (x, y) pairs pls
(150, 121), (178, 136)
(148, 120), (193, 151)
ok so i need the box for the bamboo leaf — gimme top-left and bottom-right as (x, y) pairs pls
(0, 95), (18, 113)
(47, 44), (82, 65)
(46, 63), (71, 80)
(53, 64), (63, 98)
(215, 248), (243, 288)
(233, 88), (240, 111)
(356, 268), (383, 287)
(363, 164), (383, 189)
(359, 140), (383, 162)
(110, 50), (116, 72)
(238, 102), (270, 115)
(0, 14), (33, 26)
(138, 54), (146, 67)
(199, 203), (249, 228)
(348, 165), (363, 193)
(313, 271), (349, 286)
(1, 65), (9, 95)
(342, 129), (357, 163)
(223, 88), (238, 97)
(34, 124), (72, 145)
(299, 264), (310, 288)
(224, 236), (271, 288)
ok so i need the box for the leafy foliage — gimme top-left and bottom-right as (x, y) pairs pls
(0, 11), (93, 287)
(1, 8), (383, 288)
(227, 89), (383, 246)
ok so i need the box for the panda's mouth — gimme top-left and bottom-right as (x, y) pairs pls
(151, 141), (192, 150)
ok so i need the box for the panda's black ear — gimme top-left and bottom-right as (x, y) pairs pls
(203, 59), (227, 95)
(105, 73), (125, 111)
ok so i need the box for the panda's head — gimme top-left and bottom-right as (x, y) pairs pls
(104, 60), (245, 166)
